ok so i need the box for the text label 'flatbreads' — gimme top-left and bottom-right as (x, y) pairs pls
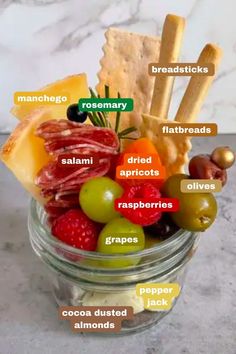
(140, 114), (192, 177)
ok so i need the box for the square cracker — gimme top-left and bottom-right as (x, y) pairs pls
(96, 28), (161, 132)
(140, 114), (192, 177)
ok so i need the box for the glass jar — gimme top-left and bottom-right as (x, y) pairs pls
(28, 199), (200, 335)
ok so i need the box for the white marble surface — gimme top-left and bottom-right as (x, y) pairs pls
(0, 0), (236, 133)
(0, 134), (236, 354)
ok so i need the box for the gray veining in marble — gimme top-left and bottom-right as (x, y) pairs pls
(0, 0), (236, 133)
(0, 134), (236, 354)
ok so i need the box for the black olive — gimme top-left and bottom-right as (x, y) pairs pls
(66, 104), (87, 123)
(144, 213), (179, 240)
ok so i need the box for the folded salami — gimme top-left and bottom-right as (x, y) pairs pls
(36, 119), (119, 149)
(35, 119), (119, 216)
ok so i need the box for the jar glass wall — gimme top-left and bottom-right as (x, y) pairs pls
(28, 199), (200, 334)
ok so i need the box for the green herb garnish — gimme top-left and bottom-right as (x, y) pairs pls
(87, 86), (137, 140)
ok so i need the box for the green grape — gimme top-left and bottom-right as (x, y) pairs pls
(79, 177), (123, 223)
(97, 217), (145, 268)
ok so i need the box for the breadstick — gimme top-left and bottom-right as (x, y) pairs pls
(150, 14), (185, 118)
(175, 44), (222, 123)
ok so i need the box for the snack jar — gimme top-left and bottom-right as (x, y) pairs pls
(28, 199), (200, 335)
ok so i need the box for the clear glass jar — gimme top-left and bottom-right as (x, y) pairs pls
(28, 199), (200, 335)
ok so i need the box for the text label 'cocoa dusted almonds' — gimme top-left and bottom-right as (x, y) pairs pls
(59, 306), (133, 333)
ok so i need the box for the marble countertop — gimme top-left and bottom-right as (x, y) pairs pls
(0, 134), (236, 354)
(0, 0), (236, 133)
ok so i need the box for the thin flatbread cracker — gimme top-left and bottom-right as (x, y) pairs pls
(140, 114), (192, 177)
(96, 28), (161, 132)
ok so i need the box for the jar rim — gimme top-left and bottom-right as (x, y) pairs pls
(29, 198), (193, 261)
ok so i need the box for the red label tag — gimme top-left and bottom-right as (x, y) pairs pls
(115, 198), (179, 212)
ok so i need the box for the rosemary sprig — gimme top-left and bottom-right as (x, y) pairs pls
(115, 92), (121, 133)
(118, 127), (137, 138)
(87, 86), (137, 140)
(97, 111), (106, 127)
(87, 112), (100, 126)
(88, 88), (109, 127)
(120, 137), (137, 140)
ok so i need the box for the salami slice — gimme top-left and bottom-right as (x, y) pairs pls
(45, 138), (118, 156)
(36, 119), (118, 216)
(36, 119), (119, 150)
(56, 146), (117, 158)
(36, 119), (76, 137)
(55, 190), (81, 202)
(36, 158), (110, 190)
(45, 203), (70, 218)
(41, 183), (83, 198)
(45, 193), (79, 209)
(44, 190), (81, 218)
(36, 162), (89, 189)
(41, 188), (55, 198)
(53, 159), (110, 191)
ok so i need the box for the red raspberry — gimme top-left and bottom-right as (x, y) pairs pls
(51, 209), (99, 251)
(118, 183), (162, 226)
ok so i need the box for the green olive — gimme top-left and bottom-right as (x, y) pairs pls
(162, 174), (218, 232)
(162, 174), (188, 197)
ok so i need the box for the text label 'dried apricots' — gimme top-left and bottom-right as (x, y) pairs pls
(116, 154), (166, 180)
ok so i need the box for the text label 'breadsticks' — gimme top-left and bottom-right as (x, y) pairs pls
(149, 63), (215, 76)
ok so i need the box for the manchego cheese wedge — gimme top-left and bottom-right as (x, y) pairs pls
(1, 73), (90, 203)
(1, 109), (53, 204)
(11, 73), (90, 120)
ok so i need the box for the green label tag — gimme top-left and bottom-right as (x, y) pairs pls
(78, 98), (133, 112)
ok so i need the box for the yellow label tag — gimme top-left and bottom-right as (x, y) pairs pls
(14, 91), (70, 105)
(136, 283), (180, 311)
(181, 179), (222, 193)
